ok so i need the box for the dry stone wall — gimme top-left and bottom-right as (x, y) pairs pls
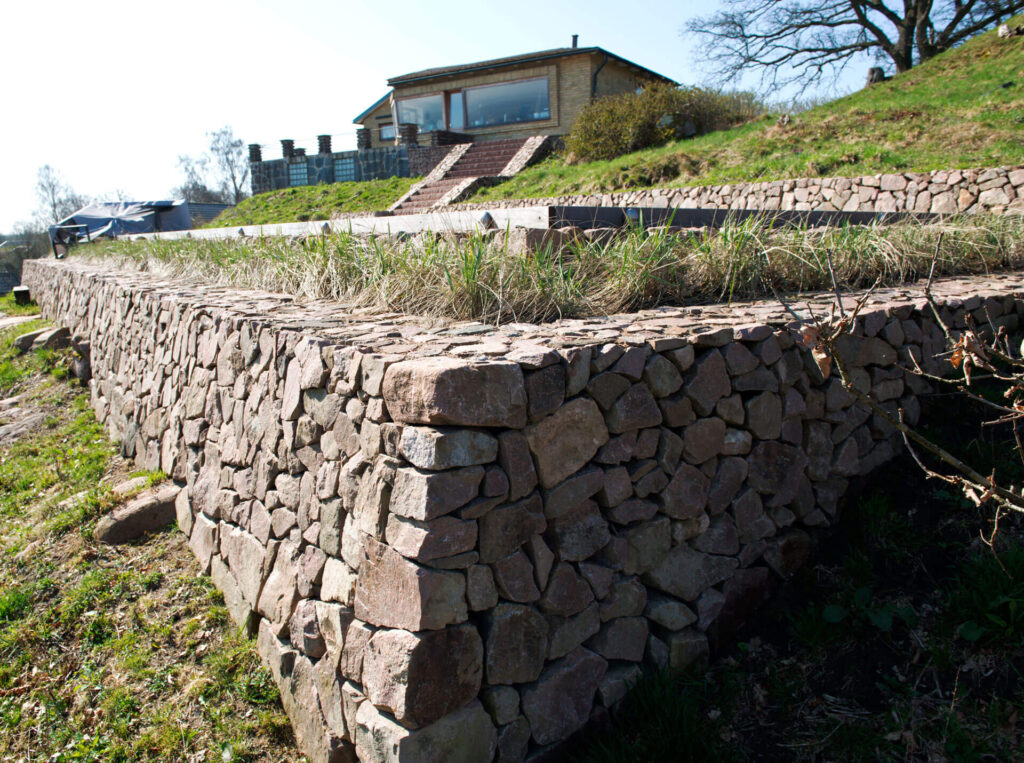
(23, 258), (1024, 763)
(453, 164), (1024, 215)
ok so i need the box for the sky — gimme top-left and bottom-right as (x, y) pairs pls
(1, 0), (867, 233)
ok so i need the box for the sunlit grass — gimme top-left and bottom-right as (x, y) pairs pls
(82, 213), (1024, 324)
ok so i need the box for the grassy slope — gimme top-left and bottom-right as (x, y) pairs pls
(0, 315), (300, 762)
(208, 175), (418, 227)
(471, 19), (1024, 203)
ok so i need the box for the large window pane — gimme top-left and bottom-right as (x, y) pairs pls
(464, 77), (549, 128)
(448, 92), (465, 130)
(397, 94), (444, 133)
(380, 123), (396, 140)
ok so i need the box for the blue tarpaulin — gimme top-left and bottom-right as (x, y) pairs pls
(49, 200), (193, 247)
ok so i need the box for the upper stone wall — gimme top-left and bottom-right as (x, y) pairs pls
(22, 258), (1024, 763)
(453, 165), (1024, 216)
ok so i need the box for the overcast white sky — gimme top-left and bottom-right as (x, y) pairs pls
(1, 0), (865, 232)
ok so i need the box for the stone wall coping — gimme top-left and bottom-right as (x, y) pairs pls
(29, 258), (1024, 359)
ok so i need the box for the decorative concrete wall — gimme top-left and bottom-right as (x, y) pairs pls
(22, 258), (1024, 763)
(251, 146), (451, 195)
(453, 165), (1024, 216)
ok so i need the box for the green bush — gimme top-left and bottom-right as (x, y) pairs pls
(564, 83), (763, 163)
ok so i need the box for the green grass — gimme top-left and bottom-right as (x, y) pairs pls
(470, 17), (1024, 203)
(0, 321), (299, 762)
(81, 213), (1024, 324)
(208, 175), (419, 227)
(0, 291), (40, 317)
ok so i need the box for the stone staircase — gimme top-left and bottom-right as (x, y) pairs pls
(390, 137), (537, 215)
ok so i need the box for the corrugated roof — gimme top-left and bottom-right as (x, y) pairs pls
(386, 46), (675, 87)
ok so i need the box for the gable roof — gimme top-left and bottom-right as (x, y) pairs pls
(353, 92), (392, 124)
(386, 46), (676, 87)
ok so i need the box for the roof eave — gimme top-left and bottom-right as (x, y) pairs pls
(387, 47), (675, 87)
(352, 91), (393, 125)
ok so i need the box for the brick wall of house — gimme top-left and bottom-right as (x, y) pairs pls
(593, 57), (647, 98)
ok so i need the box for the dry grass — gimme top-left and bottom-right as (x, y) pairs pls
(80, 214), (1024, 325)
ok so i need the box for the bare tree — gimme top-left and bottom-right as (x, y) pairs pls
(174, 127), (250, 205)
(172, 155), (230, 204)
(208, 126), (250, 205)
(685, 1), (1024, 91)
(34, 165), (87, 225)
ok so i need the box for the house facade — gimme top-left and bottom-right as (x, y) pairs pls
(354, 42), (675, 148)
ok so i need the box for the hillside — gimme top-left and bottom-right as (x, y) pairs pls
(206, 175), (417, 228)
(469, 18), (1024, 203)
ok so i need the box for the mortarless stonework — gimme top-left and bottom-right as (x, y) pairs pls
(23, 257), (1024, 762)
(453, 165), (1024, 216)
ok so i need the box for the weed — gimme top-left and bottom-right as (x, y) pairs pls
(947, 544), (1024, 648)
(0, 587), (30, 621)
(80, 214), (1024, 325)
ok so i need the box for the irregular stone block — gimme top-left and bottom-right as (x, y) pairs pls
(546, 602), (601, 660)
(383, 358), (527, 428)
(492, 549), (541, 603)
(355, 699), (496, 763)
(355, 537), (467, 631)
(524, 398), (609, 488)
(542, 466), (604, 519)
(645, 593), (697, 631)
(478, 492), (546, 563)
(644, 545), (738, 602)
(362, 625), (483, 729)
(683, 349), (730, 416)
(390, 465), (483, 521)
(587, 616), (648, 662)
(659, 463), (710, 520)
(481, 686), (520, 727)
(525, 364), (566, 421)
(94, 483), (180, 544)
(539, 563), (594, 617)
(399, 426), (498, 471)
(385, 513), (478, 563)
(546, 500), (611, 562)
(520, 647), (607, 746)
(606, 383), (662, 433)
(642, 354), (683, 397)
(497, 430), (537, 502)
(483, 603), (549, 685)
(682, 417), (726, 464)
(747, 441), (809, 505)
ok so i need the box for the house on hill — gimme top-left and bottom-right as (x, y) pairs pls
(354, 38), (675, 148)
(249, 39), (674, 195)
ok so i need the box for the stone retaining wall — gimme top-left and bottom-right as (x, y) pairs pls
(452, 165), (1024, 216)
(23, 258), (1024, 762)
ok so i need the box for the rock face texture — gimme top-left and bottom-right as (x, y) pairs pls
(454, 164), (1024, 216)
(24, 257), (1024, 762)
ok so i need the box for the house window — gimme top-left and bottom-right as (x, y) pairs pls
(396, 94), (444, 133)
(380, 123), (396, 141)
(463, 77), (550, 128)
(288, 162), (308, 186)
(333, 157), (356, 183)
(448, 92), (465, 131)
